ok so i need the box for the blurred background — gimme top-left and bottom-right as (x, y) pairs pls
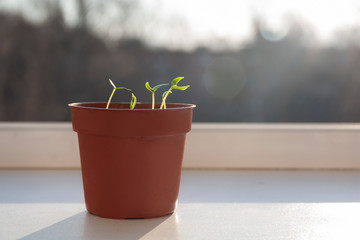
(0, 0), (359, 122)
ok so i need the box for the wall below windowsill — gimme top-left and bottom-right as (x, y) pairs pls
(1, 122), (360, 169)
(1, 169), (360, 239)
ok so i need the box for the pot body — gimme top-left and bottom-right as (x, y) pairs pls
(69, 102), (195, 219)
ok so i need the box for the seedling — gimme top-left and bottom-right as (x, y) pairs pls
(106, 77), (189, 110)
(145, 82), (169, 109)
(130, 93), (137, 110)
(106, 79), (131, 109)
(160, 77), (190, 109)
(162, 89), (172, 109)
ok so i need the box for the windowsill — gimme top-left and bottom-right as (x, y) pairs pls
(1, 169), (360, 239)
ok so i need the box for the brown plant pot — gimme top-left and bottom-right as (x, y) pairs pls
(69, 102), (195, 219)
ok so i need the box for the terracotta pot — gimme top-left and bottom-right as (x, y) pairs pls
(69, 102), (195, 219)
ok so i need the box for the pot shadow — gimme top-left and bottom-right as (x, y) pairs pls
(20, 211), (176, 240)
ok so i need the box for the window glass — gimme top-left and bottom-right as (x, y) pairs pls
(0, 0), (359, 122)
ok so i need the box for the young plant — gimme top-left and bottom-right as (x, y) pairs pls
(130, 93), (137, 110)
(106, 79), (131, 109)
(160, 77), (190, 109)
(145, 82), (169, 109)
(162, 89), (172, 108)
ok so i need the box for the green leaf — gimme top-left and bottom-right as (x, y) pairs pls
(145, 82), (153, 92)
(171, 77), (184, 86)
(130, 93), (137, 110)
(146, 82), (168, 92)
(153, 83), (169, 91)
(109, 79), (116, 88)
(115, 87), (131, 91)
(172, 85), (190, 91)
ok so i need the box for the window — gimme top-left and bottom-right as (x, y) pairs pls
(0, 0), (359, 122)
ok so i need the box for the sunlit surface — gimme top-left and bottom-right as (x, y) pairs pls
(2, 203), (360, 239)
(1, 170), (360, 239)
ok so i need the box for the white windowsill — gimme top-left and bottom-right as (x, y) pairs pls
(2, 123), (360, 238)
(1, 169), (360, 239)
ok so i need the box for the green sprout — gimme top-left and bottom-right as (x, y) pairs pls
(106, 79), (131, 109)
(145, 82), (169, 109)
(130, 93), (137, 110)
(160, 77), (190, 109)
(161, 90), (172, 109)
(105, 77), (188, 110)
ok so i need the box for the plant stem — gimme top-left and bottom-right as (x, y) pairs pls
(160, 89), (171, 109)
(106, 88), (116, 109)
(130, 93), (137, 109)
(152, 92), (155, 109)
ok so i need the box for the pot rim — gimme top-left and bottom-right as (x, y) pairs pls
(68, 102), (196, 111)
